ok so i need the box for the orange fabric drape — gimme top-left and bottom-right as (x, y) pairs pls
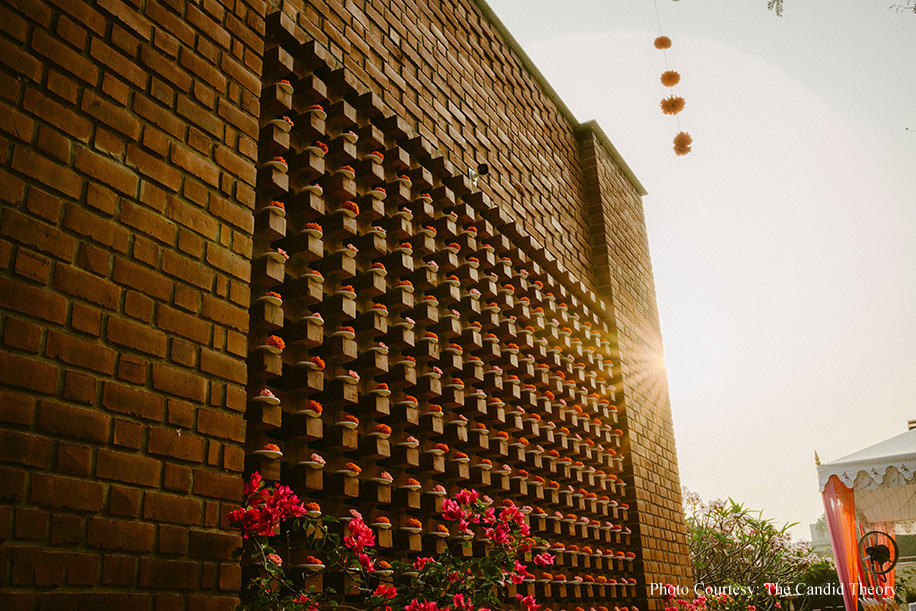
(822, 475), (860, 611)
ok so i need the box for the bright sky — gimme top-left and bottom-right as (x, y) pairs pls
(485, 0), (916, 540)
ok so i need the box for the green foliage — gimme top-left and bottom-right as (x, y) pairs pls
(683, 488), (824, 611)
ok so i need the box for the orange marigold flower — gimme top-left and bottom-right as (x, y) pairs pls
(375, 423), (392, 434)
(406, 477), (420, 486)
(654, 36), (672, 49)
(455, 451), (468, 459)
(341, 200), (359, 214)
(406, 518), (422, 528)
(310, 356), (325, 370)
(673, 131), (693, 156)
(435, 442), (449, 452)
(495, 431), (509, 439)
(303, 222), (322, 232)
(660, 95), (686, 116)
(266, 335), (285, 350)
(315, 141), (329, 154)
(344, 462), (361, 473)
(262, 443), (280, 451)
(342, 414), (359, 424)
(660, 70), (681, 87)
(308, 400), (323, 414)
(305, 502), (320, 512)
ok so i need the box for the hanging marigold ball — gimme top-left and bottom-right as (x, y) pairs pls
(660, 95), (686, 115)
(654, 36), (672, 50)
(660, 70), (681, 87)
(673, 132), (693, 156)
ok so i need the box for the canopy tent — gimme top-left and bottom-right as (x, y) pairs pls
(817, 426), (916, 611)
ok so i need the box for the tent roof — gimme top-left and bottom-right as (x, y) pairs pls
(826, 427), (916, 466)
(817, 427), (916, 530)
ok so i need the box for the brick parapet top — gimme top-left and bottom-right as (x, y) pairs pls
(473, 0), (648, 197)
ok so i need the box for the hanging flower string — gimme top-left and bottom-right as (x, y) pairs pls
(654, 2), (692, 155)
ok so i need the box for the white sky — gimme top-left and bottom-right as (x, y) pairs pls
(485, 0), (916, 540)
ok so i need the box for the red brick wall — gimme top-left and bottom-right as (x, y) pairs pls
(0, 0), (265, 608)
(579, 124), (693, 604)
(0, 0), (690, 608)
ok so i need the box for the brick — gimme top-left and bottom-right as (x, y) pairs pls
(113, 256), (172, 301)
(140, 44), (191, 92)
(81, 90), (141, 140)
(36, 125), (71, 163)
(1, 207), (76, 261)
(13, 249), (51, 283)
(189, 530), (240, 559)
(117, 354), (147, 384)
(152, 363), (206, 402)
(149, 427), (205, 463)
(14, 508), (48, 540)
(205, 243), (249, 281)
(63, 370), (96, 403)
(162, 249), (214, 290)
(126, 144), (181, 192)
(179, 47), (226, 92)
(103, 555), (136, 585)
(31, 473), (104, 512)
(121, 200), (177, 244)
(220, 52), (260, 97)
(165, 196), (218, 239)
(23, 87), (91, 142)
(64, 205), (130, 253)
(139, 558), (199, 590)
(96, 449), (161, 486)
(144, 491), (201, 525)
(209, 194), (253, 231)
(98, 0), (153, 40)
(32, 29), (98, 85)
(215, 101), (258, 145)
(125, 291), (154, 322)
(36, 400), (109, 443)
(0, 101), (35, 142)
(4, 316), (41, 353)
(51, 514), (82, 544)
(157, 304), (210, 344)
(112, 418), (143, 448)
(46, 330), (116, 375)
(170, 144), (219, 186)
(107, 316), (168, 357)
(0, 351), (59, 395)
(159, 524), (187, 554)
(200, 295), (247, 332)
(108, 485), (141, 517)
(0, 466), (27, 500)
(76, 242), (111, 277)
(102, 381), (164, 421)
(0, 168), (24, 205)
(88, 517), (155, 551)
(191, 470), (241, 501)
(0, 389), (34, 426)
(74, 146), (139, 196)
(86, 181), (118, 215)
(56, 442), (92, 476)
(196, 409), (245, 442)
(199, 349), (246, 384)
(0, 36), (42, 82)
(54, 264), (119, 310)
(164, 463), (191, 493)
(71, 303), (103, 336)
(134, 94), (186, 140)
(89, 38), (147, 88)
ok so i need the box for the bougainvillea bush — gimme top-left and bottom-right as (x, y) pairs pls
(229, 473), (554, 611)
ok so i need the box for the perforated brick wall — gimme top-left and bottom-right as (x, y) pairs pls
(0, 0), (690, 609)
